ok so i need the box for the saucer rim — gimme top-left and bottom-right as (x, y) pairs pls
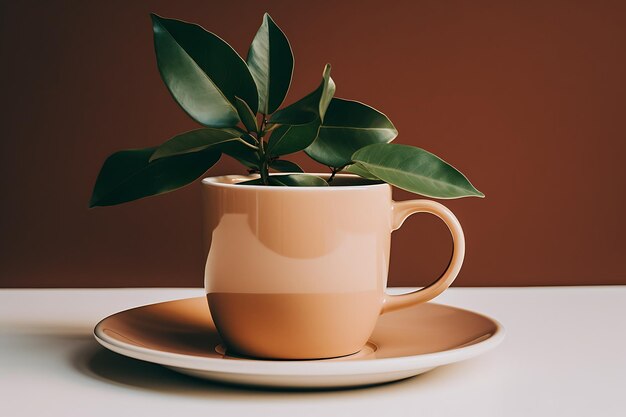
(94, 297), (505, 376)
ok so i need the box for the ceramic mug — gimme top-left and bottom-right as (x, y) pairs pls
(201, 174), (465, 359)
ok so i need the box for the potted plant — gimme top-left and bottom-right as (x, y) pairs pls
(90, 13), (484, 359)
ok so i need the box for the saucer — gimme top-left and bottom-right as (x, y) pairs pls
(94, 297), (504, 388)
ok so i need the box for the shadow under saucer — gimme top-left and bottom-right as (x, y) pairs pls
(70, 342), (430, 396)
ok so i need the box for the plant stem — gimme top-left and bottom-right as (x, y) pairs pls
(327, 166), (341, 183)
(257, 115), (270, 185)
(260, 158), (269, 184)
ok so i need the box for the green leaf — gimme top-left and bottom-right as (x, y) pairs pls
(343, 163), (378, 180)
(247, 13), (294, 115)
(269, 64), (335, 125)
(150, 128), (241, 161)
(234, 97), (259, 133)
(219, 135), (260, 169)
(351, 143), (484, 199)
(267, 122), (320, 156)
(90, 147), (220, 207)
(237, 174), (328, 186)
(151, 14), (258, 127)
(269, 174), (328, 186)
(237, 177), (264, 185)
(269, 159), (304, 173)
(305, 98), (397, 168)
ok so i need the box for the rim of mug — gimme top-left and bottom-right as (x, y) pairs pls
(202, 173), (390, 191)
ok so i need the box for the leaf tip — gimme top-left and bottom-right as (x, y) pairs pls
(148, 151), (162, 163)
(388, 125), (399, 141)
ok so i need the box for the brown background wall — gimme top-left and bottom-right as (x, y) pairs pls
(1, 0), (625, 288)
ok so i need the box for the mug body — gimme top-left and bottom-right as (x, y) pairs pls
(202, 174), (392, 359)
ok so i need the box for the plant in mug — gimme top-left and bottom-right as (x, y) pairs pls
(89, 13), (484, 207)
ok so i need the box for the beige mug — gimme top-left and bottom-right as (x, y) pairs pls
(201, 174), (465, 359)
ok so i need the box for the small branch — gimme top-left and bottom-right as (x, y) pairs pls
(327, 167), (340, 183)
(327, 165), (347, 183)
(236, 138), (259, 150)
(263, 123), (280, 134)
(242, 131), (259, 144)
(259, 114), (268, 133)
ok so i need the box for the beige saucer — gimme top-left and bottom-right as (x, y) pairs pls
(94, 297), (504, 388)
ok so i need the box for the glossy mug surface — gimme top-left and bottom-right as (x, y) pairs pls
(202, 174), (465, 359)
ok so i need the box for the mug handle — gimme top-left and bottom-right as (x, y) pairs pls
(381, 200), (465, 314)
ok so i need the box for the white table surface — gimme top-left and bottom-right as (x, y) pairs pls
(1, 287), (624, 417)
